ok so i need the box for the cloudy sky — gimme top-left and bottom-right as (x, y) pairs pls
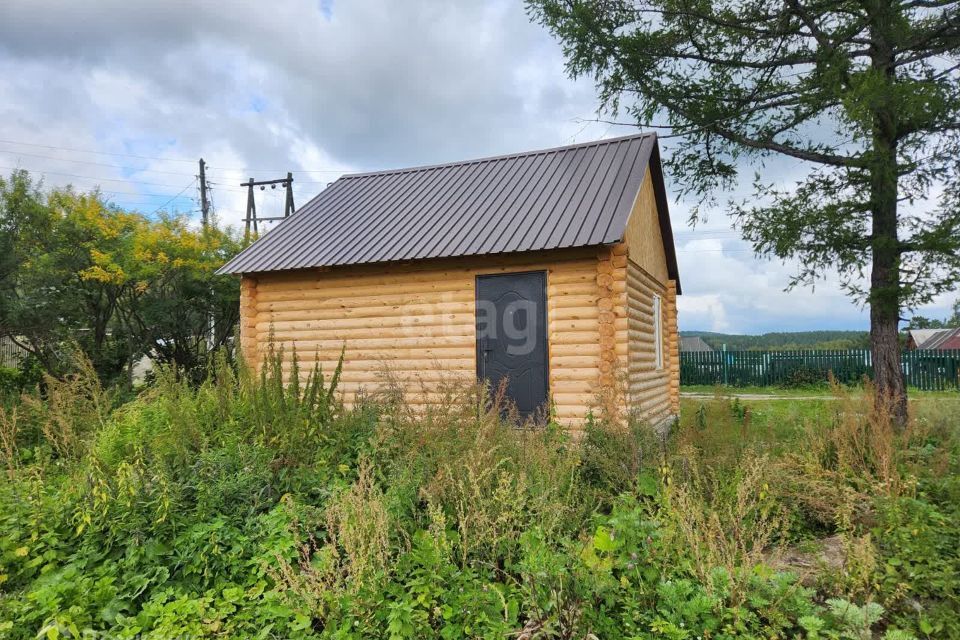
(0, 0), (954, 333)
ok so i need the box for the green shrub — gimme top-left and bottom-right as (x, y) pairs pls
(870, 496), (960, 638)
(0, 358), (955, 638)
(0, 357), (43, 401)
(778, 363), (828, 388)
(578, 412), (663, 501)
(0, 367), (19, 398)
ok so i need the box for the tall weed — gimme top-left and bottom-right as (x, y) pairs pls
(324, 459), (393, 589)
(579, 412), (663, 500)
(0, 403), (21, 477)
(368, 373), (586, 568)
(660, 450), (786, 605)
(776, 382), (923, 529)
(267, 463), (393, 624)
(22, 355), (109, 461)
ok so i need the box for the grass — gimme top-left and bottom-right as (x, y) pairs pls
(679, 396), (826, 443)
(681, 394), (960, 426)
(680, 387), (960, 464)
(682, 384), (841, 396)
(0, 355), (957, 639)
(682, 382), (960, 398)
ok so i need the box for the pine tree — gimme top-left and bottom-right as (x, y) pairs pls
(529, 0), (960, 424)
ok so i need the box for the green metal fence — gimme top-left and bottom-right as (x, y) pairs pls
(680, 349), (960, 390)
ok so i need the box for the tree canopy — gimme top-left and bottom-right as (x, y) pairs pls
(0, 170), (241, 384)
(905, 298), (960, 328)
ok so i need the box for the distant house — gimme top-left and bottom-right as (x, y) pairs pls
(907, 329), (939, 349)
(219, 133), (682, 429)
(0, 336), (27, 367)
(680, 336), (714, 353)
(908, 327), (960, 350)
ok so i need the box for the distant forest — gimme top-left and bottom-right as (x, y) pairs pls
(681, 330), (871, 351)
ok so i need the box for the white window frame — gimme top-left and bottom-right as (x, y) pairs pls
(653, 294), (663, 370)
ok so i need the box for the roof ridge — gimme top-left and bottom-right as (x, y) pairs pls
(339, 131), (657, 180)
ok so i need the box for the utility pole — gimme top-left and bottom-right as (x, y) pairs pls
(244, 177), (257, 243)
(197, 158), (215, 351)
(284, 171), (295, 217)
(199, 158), (210, 229)
(243, 174), (295, 243)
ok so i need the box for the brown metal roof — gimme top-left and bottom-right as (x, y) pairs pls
(219, 132), (680, 290)
(916, 327), (960, 350)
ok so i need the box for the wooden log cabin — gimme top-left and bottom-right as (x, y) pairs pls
(219, 132), (681, 429)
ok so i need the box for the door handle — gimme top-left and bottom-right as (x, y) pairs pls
(479, 337), (488, 380)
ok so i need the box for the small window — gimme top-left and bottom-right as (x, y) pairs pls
(653, 294), (663, 370)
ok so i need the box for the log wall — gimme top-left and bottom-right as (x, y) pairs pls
(620, 162), (680, 425)
(241, 248), (605, 427)
(665, 279), (680, 414)
(625, 260), (672, 425)
(239, 277), (259, 365)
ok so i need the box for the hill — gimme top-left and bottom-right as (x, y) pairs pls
(680, 330), (870, 351)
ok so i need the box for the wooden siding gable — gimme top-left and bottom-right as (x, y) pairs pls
(622, 170), (669, 284)
(616, 145), (680, 294)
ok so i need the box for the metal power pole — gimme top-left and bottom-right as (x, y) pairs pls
(242, 174), (295, 243)
(199, 158), (210, 229)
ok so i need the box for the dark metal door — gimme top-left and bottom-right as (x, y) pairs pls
(476, 271), (548, 418)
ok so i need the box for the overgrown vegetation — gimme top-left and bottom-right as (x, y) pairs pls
(0, 354), (957, 638)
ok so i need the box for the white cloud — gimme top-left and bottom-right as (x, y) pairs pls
(677, 294), (731, 332)
(670, 220), (873, 333)
(0, 0), (607, 223)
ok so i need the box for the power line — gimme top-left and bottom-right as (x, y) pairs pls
(676, 248), (754, 253)
(673, 228), (746, 238)
(0, 147), (199, 176)
(201, 180), (253, 192)
(0, 164), (201, 202)
(99, 188), (198, 198)
(150, 179), (198, 216)
(0, 164), (208, 190)
(0, 138), (346, 174)
(103, 199), (195, 208)
(104, 199), (196, 209)
(0, 155), (296, 225)
(209, 165), (343, 174)
(210, 178), (323, 188)
(0, 160), (242, 226)
(0, 138), (198, 164)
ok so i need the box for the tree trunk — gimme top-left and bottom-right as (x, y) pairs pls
(868, 134), (909, 429)
(868, 129), (907, 428)
(868, 7), (908, 429)
(870, 296), (907, 426)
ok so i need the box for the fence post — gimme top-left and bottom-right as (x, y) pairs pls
(722, 344), (728, 386)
